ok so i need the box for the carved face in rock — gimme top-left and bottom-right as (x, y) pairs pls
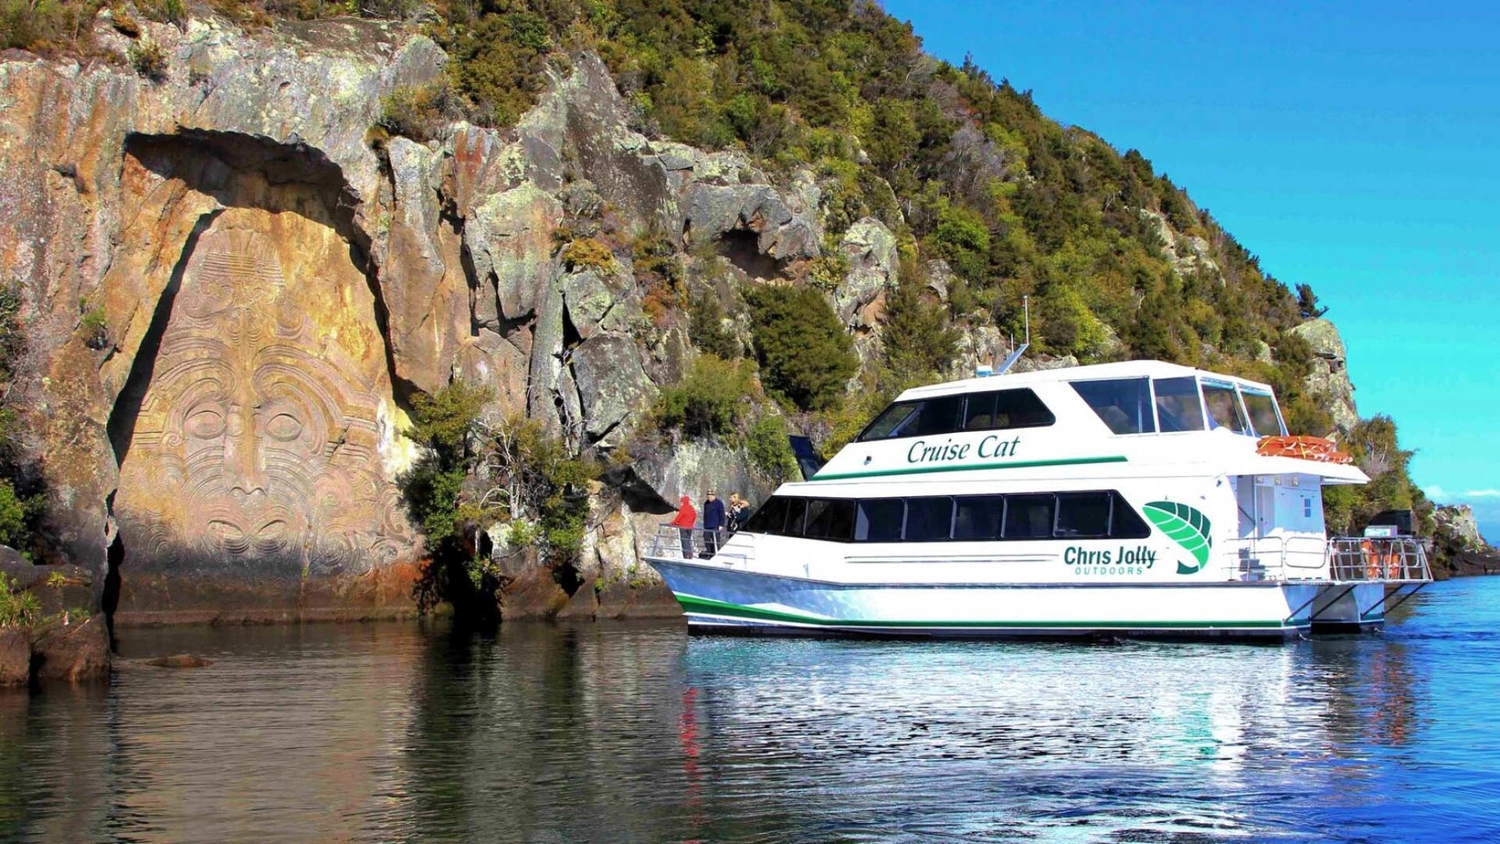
(115, 215), (410, 574)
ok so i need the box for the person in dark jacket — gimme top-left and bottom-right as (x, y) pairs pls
(702, 491), (726, 556)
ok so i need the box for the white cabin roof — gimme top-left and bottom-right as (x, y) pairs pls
(899, 359), (1275, 401)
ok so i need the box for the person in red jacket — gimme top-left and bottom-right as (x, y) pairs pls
(670, 495), (698, 558)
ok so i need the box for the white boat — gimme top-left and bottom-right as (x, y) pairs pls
(643, 360), (1431, 640)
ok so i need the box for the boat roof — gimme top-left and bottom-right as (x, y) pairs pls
(898, 359), (1276, 401)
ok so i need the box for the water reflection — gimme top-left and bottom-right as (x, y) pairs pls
(1, 580), (1498, 842)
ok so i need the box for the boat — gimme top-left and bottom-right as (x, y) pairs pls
(642, 359), (1431, 640)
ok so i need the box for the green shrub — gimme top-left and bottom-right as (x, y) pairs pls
(746, 285), (856, 412)
(745, 414), (798, 483)
(136, 0), (187, 28)
(653, 355), (752, 438)
(0, 572), (40, 629)
(687, 293), (739, 359)
(562, 237), (616, 273)
(882, 264), (959, 383)
(0, 479), (25, 550)
(376, 81), (459, 143)
(128, 39), (168, 82)
(400, 382), (490, 542)
(80, 305), (108, 350)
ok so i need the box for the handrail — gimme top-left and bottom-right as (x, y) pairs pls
(1218, 534), (1431, 584)
(646, 526), (754, 569)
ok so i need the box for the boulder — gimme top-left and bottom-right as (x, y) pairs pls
(146, 654), (213, 668)
(31, 617), (109, 682)
(1291, 318), (1359, 431)
(466, 183), (565, 324)
(1435, 505), (1487, 553)
(499, 566), (570, 620)
(0, 629), (28, 686)
(833, 217), (899, 327)
(570, 334), (656, 446)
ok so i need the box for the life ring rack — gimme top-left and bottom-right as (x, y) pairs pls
(1255, 435), (1354, 464)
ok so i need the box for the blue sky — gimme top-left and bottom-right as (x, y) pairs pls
(882, 0), (1500, 538)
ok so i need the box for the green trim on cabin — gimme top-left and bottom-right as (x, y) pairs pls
(672, 594), (1289, 629)
(807, 455), (1129, 482)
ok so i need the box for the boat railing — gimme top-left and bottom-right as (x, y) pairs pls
(646, 526), (754, 568)
(1326, 536), (1432, 583)
(1222, 535), (1432, 584)
(1221, 535), (1327, 582)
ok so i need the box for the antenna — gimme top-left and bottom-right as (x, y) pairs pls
(995, 294), (1030, 376)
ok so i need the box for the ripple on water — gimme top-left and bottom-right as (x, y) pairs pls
(2, 580), (1500, 842)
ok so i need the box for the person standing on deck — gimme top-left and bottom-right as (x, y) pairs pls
(702, 491), (726, 556)
(727, 493), (748, 533)
(670, 495), (698, 559)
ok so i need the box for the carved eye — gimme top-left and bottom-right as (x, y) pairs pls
(265, 413), (304, 442)
(185, 408), (226, 439)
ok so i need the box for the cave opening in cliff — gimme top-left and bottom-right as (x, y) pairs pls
(717, 228), (784, 280)
(102, 132), (418, 624)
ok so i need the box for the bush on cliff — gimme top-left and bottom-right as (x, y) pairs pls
(401, 383), (598, 609)
(652, 354), (753, 438)
(745, 413), (799, 483)
(745, 285), (856, 412)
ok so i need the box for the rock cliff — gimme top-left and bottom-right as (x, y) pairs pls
(0, 15), (814, 628)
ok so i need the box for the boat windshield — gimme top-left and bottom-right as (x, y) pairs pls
(1152, 376), (1205, 432)
(1201, 380), (1250, 435)
(1240, 388), (1287, 436)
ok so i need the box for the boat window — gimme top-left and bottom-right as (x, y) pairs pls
(1202, 381), (1250, 435)
(961, 392), (998, 431)
(1110, 493), (1152, 539)
(740, 496), (788, 534)
(859, 402), (920, 440)
(856, 395), (962, 441)
(904, 497), (955, 542)
(908, 395), (965, 437)
(781, 497), (809, 537)
(964, 389), (1056, 431)
(1055, 492), (1112, 538)
(1153, 376), (1205, 432)
(855, 499), (905, 542)
(953, 496), (1005, 540)
(859, 390), (1053, 441)
(1071, 378), (1156, 435)
(805, 498), (856, 542)
(1240, 389), (1286, 437)
(1003, 494), (1055, 539)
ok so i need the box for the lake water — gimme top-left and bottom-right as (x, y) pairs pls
(3, 578), (1500, 843)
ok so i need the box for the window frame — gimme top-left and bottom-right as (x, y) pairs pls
(1238, 385), (1288, 437)
(1070, 377), (1158, 436)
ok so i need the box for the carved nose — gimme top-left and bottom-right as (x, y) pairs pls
(224, 403), (268, 496)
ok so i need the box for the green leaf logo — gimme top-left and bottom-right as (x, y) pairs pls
(1143, 501), (1213, 575)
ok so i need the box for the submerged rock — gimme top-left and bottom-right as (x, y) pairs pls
(146, 654), (214, 668)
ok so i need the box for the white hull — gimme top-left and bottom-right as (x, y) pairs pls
(646, 559), (1392, 640)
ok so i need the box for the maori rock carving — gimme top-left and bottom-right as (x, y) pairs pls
(115, 209), (415, 588)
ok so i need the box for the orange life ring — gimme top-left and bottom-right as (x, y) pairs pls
(1256, 435), (1354, 465)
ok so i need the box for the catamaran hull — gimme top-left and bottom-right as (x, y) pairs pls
(646, 559), (1338, 640)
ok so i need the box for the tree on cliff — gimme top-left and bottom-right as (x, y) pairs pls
(745, 285), (857, 412)
(1297, 284), (1329, 319)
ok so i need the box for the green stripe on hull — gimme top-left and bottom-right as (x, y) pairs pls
(808, 455), (1128, 482)
(673, 594), (1294, 630)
